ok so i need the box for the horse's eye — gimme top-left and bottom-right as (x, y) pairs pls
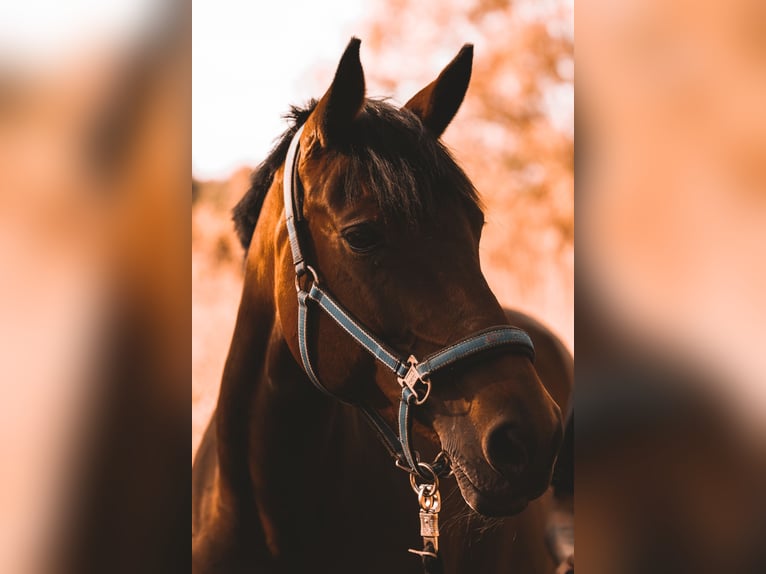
(341, 223), (383, 253)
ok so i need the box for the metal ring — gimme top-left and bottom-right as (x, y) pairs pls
(294, 264), (319, 292)
(412, 378), (431, 406)
(409, 462), (439, 495)
(417, 488), (441, 512)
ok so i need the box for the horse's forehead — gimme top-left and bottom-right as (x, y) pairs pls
(306, 162), (477, 228)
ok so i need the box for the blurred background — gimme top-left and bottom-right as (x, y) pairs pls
(577, 0), (766, 572)
(0, 1), (188, 572)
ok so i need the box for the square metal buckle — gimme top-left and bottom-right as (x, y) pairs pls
(398, 355), (431, 405)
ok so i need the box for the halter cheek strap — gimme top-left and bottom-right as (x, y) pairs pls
(283, 125), (535, 479)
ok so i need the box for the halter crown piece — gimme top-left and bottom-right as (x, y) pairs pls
(282, 124), (536, 560)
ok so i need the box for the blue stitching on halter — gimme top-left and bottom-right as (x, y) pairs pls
(360, 406), (406, 461)
(417, 327), (535, 379)
(308, 285), (405, 374)
(297, 290), (330, 396)
(285, 216), (304, 272)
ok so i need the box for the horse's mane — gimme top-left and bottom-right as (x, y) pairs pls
(232, 102), (316, 250)
(233, 98), (481, 251)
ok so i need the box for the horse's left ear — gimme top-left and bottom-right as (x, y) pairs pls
(311, 37), (366, 147)
(404, 44), (473, 138)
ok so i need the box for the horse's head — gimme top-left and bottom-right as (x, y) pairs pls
(254, 39), (562, 517)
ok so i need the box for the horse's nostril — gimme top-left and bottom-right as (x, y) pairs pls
(484, 423), (529, 479)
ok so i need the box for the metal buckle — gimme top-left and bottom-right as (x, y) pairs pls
(294, 264), (319, 293)
(398, 355), (431, 405)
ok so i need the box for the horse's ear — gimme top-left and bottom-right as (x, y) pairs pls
(404, 44), (473, 138)
(311, 37), (366, 147)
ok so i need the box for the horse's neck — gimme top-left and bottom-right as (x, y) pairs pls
(213, 259), (353, 549)
(247, 340), (346, 556)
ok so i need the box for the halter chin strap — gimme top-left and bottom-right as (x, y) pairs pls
(283, 124), (535, 479)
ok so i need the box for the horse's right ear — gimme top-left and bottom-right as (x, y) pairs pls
(310, 37), (366, 148)
(404, 44), (473, 138)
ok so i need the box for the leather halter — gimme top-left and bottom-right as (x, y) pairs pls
(283, 124), (535, 479)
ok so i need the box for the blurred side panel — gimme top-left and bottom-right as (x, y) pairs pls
(576, 0), (766, 572)
(0, 1), (189, 573)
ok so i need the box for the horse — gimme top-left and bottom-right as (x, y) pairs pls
(192, 38), (572, 573)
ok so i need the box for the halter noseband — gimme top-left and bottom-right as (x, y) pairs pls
(283, 124), (535, 480)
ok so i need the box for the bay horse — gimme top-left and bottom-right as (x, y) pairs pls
(193, 38), (571, 573)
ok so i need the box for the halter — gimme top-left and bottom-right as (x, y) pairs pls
(282, 124), (536, 483)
